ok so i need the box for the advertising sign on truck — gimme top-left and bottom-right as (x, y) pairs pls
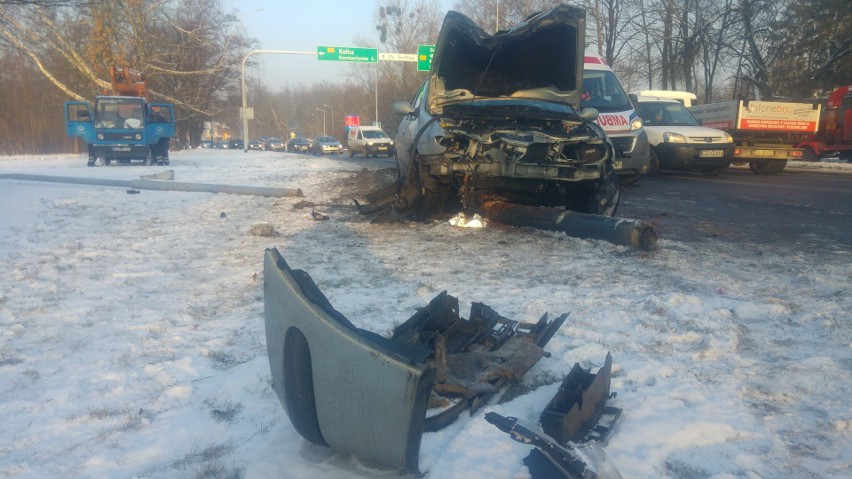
(691, 100), (821, 132)
(690, 100), (821, 175)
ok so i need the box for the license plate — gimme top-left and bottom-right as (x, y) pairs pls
(699, 149), (724, 157)
(612, 161), (623, 169)
(751, 149), (774, 156)
(377, 146), (387, 150)
(112, 146), (131, 152)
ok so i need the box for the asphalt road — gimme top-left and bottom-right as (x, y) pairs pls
(618, 165), (852, 253)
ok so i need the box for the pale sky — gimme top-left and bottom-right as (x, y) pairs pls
(230, 0), (455, 90)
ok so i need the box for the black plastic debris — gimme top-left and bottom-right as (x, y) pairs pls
(540, 352), (621, 445)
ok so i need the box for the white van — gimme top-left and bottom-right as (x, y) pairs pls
(582, 54), (650, 184)
(634, 95), (734, 176)
(347, 126), (395, 157)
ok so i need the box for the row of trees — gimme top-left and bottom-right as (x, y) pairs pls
(1, 0), (848, 155)
(0, 0), (252, 154)
(453, 0), (849, 103)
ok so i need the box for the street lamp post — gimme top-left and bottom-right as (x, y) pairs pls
(315, 107), (326, 136)
(240, 49), (316, 152)
(323, 104), (334, 138)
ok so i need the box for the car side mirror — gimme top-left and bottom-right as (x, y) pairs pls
(580, 107), (599, 122)
(393, 101), (415, 116)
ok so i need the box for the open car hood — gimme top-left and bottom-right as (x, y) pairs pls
(427, 5), (586, 115)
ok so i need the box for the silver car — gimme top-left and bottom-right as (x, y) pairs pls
(387, 5), (619, 219)
(310, 136), (343, 155)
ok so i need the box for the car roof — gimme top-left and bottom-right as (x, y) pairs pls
(631, 90), (696, 100)
(635, 96), (679, 103)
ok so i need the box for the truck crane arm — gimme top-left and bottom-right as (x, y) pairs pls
(107, 65), (147, 98)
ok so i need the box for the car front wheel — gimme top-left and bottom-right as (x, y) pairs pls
(647, 149), (661, 176)
(587, 167), (621, 216)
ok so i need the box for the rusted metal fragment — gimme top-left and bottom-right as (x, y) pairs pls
(540, 352), (621, 445)
(391, 291), (567, 432)
(354, 172), (424, 222)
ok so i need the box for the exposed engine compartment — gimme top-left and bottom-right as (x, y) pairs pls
(435, 117), (609, 179)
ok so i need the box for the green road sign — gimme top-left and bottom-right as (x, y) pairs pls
(417, 44), (436, 71)
(317, 46), (378, 63)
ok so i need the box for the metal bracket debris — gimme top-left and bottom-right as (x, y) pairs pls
(540, 352), (622, 445)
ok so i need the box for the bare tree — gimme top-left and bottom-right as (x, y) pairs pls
(771, 0), (851, 97)
(0, 0), (254, 148)
(348, 0), (442, 132)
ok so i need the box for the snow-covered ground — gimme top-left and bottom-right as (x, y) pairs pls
(1, 150), (850, 478)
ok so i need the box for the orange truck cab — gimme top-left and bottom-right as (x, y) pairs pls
(796, 85), (852, 161)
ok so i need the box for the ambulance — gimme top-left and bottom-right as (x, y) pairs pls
(582, 55), (650, 183)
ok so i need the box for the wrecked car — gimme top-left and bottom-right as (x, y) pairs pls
(358, 5), (619, 223)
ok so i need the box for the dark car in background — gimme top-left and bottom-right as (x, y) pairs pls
(227, 138), (244, 150)
(265, 137), (286, 151)
(287, 137), (311, 153)
(249, 140), (264, 151)
(310, 136), (344, 155)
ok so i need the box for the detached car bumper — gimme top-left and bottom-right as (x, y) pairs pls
(263, 247), (567, 472)
(264, 248), (433, 471)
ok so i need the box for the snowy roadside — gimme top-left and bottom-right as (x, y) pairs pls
(1, 150), (850, 478)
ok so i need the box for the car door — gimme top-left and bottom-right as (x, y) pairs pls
(395, 82), (429, 180)
(65, 101), (95, 141)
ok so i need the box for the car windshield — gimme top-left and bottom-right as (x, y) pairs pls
(94, 97), (145, 129)
(580, 70), (632, 112)
(318, 137), (335, 142)
(638, 102), (700, 126)
(363, 130), (389, 139)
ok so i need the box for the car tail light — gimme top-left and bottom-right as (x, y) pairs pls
(734, 148), (742, 156)
(789, 150), (803, 157)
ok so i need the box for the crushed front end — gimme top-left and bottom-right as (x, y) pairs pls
(416, 114), (618, 215)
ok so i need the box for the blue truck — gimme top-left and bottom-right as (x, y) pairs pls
(64, 66), (175, 166)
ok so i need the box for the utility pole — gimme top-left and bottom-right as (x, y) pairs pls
(315, 107), (326, 136)
(240, 49), (315, 152)
(323, 104), (334, 138)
